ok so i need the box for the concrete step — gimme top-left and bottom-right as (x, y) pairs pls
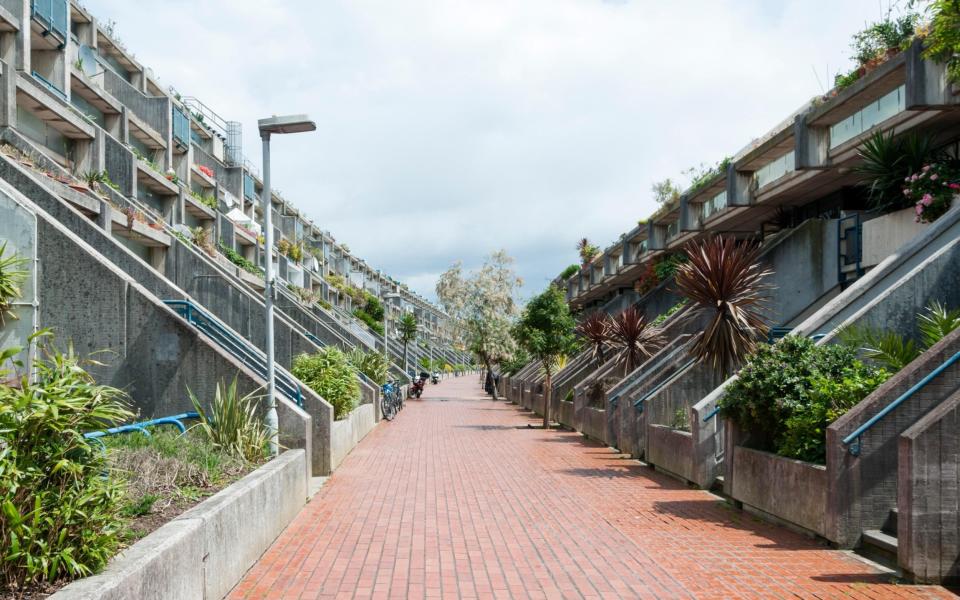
(858, 529), (899, 573)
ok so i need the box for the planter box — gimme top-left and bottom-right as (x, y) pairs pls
(51, 450), (307, 600)
(331, 403), (377, 470)
(731, 445), (827, 536)
(557, 399), (574, 428)
(580, 406), (607, 443)
(647, 424), (694, 482)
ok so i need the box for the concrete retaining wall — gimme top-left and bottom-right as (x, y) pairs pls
(826, 327), (960, 547)
(730, 443), (827, 537)
(331, 403), (377, 470)
(898, 390), (960, 584)
(647, 424), (694, 482)
(50, 450), (308, 600)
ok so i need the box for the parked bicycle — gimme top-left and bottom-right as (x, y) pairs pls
(380, 380), (404, 421)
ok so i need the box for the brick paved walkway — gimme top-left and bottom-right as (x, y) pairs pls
(231, 377), (952, 599)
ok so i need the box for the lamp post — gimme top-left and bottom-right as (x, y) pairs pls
(382, 292), (401, 366)
(258, 114), (316, 456)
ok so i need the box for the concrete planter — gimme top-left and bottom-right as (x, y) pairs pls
(862, 198), (958, 268)
(646, 424), (694, 482)
(51, 450), (308, 600)
(579, 406), (607, 443)
(331, 402), (377, 470)
(557, 400), (574, 428)
(730, 445), (827, 537)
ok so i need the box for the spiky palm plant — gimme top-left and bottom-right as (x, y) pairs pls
(675, 236), (773, 375)
(607, 307), (664, 373)
(576, 312), (610, 366)
(854, 130), (940, 212)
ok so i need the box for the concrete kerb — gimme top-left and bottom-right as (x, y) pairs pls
(50, 450), (308, 600)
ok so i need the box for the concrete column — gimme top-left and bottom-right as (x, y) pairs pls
(0, 58), (17, 127)
(163, 97), (173, 170)
(726, 163), (753, 207)
(148, 246), (165, 274)
(175, 187), (185, 225)
(96, 199), (111, 232)
(13, 0), (27, 72)
(119, 106), (129, 144)
(74, 126), (105, 175)
(905, 38), (960, 110)
(794, 110), (830, 170)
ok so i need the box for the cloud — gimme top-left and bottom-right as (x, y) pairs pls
(86, 0), (888, 301)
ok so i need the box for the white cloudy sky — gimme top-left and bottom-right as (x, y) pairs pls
(85, 0), (895, 300)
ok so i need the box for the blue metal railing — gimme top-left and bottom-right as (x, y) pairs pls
(31, 71), (67, 101)
(243, 173), (257, 201)
(164, 300), (304, 407)
(172, 106), (191, 148)
(30, 0), (68, 44)
(842, 350), (960, 456)
(702, 405), (721, 422)
(84, 412), (199, 448)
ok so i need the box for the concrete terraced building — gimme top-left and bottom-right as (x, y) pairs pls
(502, 36), (960, 583)
(0, 0), (467, 476)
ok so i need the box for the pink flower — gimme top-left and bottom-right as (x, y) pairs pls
(949, 183), (960, 190)
(923, 165), (932, 172)
(903, 189), (911, 196)
(921, 193), (933, 207)
(911, 174), (919, 182)
(931, 174), (939, 181)
(916, 204), (924, 215)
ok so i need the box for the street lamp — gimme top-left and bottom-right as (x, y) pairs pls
(259, 114), (316, 456)
(382, 292), (401, 366)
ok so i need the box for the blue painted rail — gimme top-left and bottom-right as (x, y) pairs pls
(702, 405), (721, 422)
(842, 350), (960, 456)
(164, 299), (304, 407)
(84, 412), (199, 448)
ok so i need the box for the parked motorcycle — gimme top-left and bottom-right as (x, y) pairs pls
(409, 375), (426, 398)
(430, 372), (440, 384)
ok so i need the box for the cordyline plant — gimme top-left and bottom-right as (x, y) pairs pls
(576, 312), (611, 366)
(675, 236), (773, 375)
(576, 238), (600, 265)
(607, 307), (664, 373)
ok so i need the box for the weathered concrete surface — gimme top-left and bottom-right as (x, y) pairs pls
(647, 424), (694, 482)
(51, 450), (307, 600)
(862, 207), (931, 267)
(898, 390), (960, 584)
(731, 444), (828, 537)
(827, 327), (960, 548)
(331, 403), (377, 470)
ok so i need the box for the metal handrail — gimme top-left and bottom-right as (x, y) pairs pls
(702, 406), (721, 422)
(84, 412), (199, 448)
(842, 350), (960, 456)
(164, 299), (304, 407)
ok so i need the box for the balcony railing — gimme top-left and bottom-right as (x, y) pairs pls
(30, 0), (68, 44)
(753, 150), (795, 190)
(830, 84), (905, 149)
(244, 172), (258, 201)
(701, 190), (727, 222)
(172, 106), (190, 149)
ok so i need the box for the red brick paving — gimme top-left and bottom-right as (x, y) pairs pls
(230, 376), (953, 599)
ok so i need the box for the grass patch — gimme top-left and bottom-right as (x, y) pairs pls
(105, 427), (262, 542)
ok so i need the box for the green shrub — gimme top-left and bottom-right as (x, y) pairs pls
(188, 376), (269, 462)
(346, 348), (390, 386)
(651, 299), (688, 327)
(720, 336), (888, 463)
(0, 241), (28, 326)
(559, 264), (579, 280)
(293, 348), (360, 420)
(353, 308), (385, 335)
(218, 242), (263, 277)
(671, 407), (690, 432)
(0, 337), (132, 588)
(362, 294), (385, 321)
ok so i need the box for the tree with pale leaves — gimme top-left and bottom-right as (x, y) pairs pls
(436, 250), (523, 400)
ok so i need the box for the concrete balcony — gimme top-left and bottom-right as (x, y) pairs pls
(16, 72), (96, 141)
(136, 159), (177, 196)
